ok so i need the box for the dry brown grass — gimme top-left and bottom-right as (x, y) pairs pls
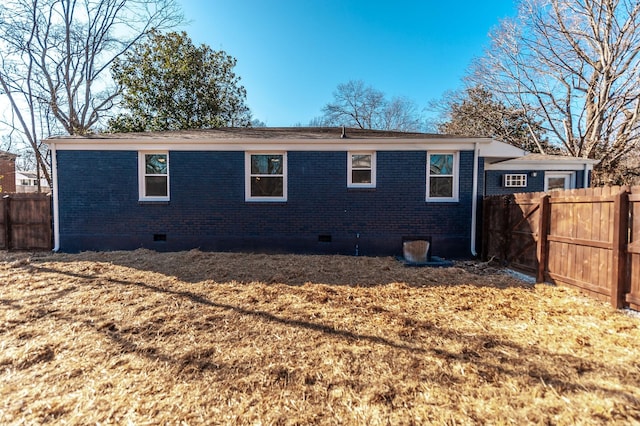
(1, 249), (640, 425)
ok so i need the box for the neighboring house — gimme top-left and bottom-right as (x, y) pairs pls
(0, 151), (17, 193)
(15, 171), (51, 194)
(484, 153), (598, 196)
(46, 127), (587, 258)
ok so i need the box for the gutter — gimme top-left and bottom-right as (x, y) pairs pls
(584, 163), (589, 188)
(470, 142), (479, 257)
(51, 143), (60, 252)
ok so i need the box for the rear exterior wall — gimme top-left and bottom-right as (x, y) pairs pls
(56, 150), (479, 258)
(485, 169), (587, 196)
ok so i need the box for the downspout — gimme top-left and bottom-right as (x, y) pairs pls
(51, 143), (60, 252)
(583, 163), (589, 188)
(470, 142), (479, 257)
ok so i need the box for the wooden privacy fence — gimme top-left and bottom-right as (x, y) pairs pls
(0, 193), (52, 251)
(482, 186), (640, 310)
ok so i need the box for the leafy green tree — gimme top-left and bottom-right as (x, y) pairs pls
(436, 86), (550, 153)
(109, 31), (251, 132)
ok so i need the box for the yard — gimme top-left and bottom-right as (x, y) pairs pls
(1, 249), (639, 425)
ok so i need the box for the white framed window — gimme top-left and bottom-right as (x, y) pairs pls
(504, 174), (528, 187)
(139, 152), (169, 201)
(426, 152), (459, 202)
(347, 151), (376, 188)
(245, 152), (287, 202)
(545, 172), (574, 191)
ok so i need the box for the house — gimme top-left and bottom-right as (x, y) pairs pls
(46, 127), (589, 258)
(484, 153), (598, 195)
(0, 150), (17, 193)
(16, 171), (51, 193)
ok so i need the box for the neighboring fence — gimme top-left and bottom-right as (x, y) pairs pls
(482, 186), (640, 310)
(0, 193), (52, 250)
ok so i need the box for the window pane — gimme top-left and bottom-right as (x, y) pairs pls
(145, 176), (168, 197)
(352, 170), (372, 184)
(146, 154), (167, 175)
(251, 177), (283, 197)
(430, 176), (453, 198)
(430, 154), (453, 175)
(251, 155), (283, 174)
(352, 154), (371, 169)
(547, 177), (566, 190)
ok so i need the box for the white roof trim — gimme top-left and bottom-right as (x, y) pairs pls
(45, 136), (529, 159)
(477, 140), (528, 158)
(485, 158), (598, 171)
(46, 138), (497, 152)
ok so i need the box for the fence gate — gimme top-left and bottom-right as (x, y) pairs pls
(544, 187), (622, 305)
(483, 186), (640, 310)
(482, 192), (545, 275)
(0, 193), (52, 250)
(628, 187), (640, 311)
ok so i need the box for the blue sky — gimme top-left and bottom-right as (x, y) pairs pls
(181, 1), (517, 127)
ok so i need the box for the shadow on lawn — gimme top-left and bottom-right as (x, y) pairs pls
(45, 249), (533, 288)
(21, 262), (640, 409)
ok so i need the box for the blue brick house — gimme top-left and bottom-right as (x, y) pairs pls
(484, 153), (598, 196)
(46, 127), (589, 258)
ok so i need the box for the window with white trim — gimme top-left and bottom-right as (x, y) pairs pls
(139, 152), (169, 201)
(504, 174), (527, 187)
(426, 152), (459, 202)
(347, 152), (376, 188)
(246, 152), (287, 201)
(545, 172), (573, 191)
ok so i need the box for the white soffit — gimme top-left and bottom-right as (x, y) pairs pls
(486, 158), (598, 171)
(478, 140), (528, 158)
(46, 137), (496, 152)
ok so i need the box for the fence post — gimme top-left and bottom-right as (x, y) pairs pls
(501, 195), (512, 265)
(3, 195), (10, 250)
(536, 194), (550, 283)
(611, 188), (630, 308)
(481, 197), (489, 261)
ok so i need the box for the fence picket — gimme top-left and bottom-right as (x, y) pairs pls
(0, 193), (52, 251)
(483, 186), (636, 310)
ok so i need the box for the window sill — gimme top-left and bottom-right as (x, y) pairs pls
(425, 199), (460, 204)
(138, 200), (170, 205)
(245, 201), (287, 204)
(347, 187), (377, 192)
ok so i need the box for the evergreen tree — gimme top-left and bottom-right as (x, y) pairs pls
(109, 31), (251, 132)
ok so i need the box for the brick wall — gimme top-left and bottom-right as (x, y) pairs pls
(485, 170), (544, 196)
(0, 153), (16, 193)
(485, 169), (589, 196)
(57, 150), (479, 258)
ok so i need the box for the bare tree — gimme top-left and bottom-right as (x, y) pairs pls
(0, 0), (182, 187)
(322, 80), (385, 129)
(469, 0), (640, 185)
(380, 96), (424, 133)
(322, 80), (424, 132)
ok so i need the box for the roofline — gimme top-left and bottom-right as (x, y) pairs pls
(45, 139), (491, 151)
(45, 136), (499, 152)
(0, 151), (18, 159)
(485, 158), (599, 171)
(44, 128), (530, 160)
